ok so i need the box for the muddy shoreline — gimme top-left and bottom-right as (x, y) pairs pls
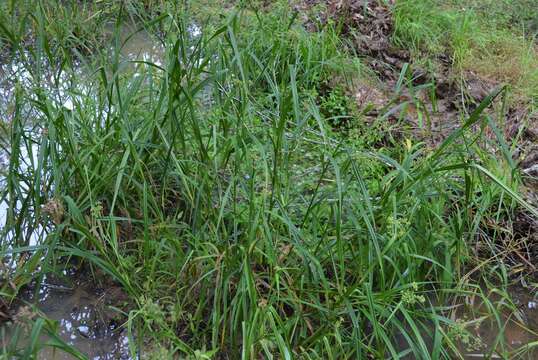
(1, 0), (537, 358)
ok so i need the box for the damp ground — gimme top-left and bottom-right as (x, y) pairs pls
(1, 0), (538, 358)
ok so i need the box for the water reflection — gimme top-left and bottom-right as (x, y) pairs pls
(395, 287), (538, 358)
(6, 276), (133, 359)
(112, 23), (165, 67)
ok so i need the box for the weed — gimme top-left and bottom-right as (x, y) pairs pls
(0, 1), (537, 359)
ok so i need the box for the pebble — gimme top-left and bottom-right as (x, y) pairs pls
(77, 325), (91, 338)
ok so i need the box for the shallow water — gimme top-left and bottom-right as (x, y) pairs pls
(2, 17), (534, 359)
(0, 21), (210, 358)
(395, 287), (538, 358)
(112, 23), (165, 67)
(461, 288), (538, 359)
(3, 274), (132, 359)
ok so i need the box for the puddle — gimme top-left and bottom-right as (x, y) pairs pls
(458, 288), (538, 358)
(2, 274), (133, 359)
(395, 287), (538, 358)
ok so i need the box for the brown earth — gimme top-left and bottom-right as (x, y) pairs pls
(296, 0), (538, 278)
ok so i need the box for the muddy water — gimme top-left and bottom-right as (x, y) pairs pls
(395, 288), (538, 358)
(110, 23), (165, 67)
(460, 288), (538, 359)
(5, 276), (132, 359)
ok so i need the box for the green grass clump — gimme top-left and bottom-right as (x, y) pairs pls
(393, 0), (538, 101)
(0, 1), (537, 359)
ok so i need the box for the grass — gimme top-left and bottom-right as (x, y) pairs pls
(0, 0), (537, 359)
(393, 0), (538, 101)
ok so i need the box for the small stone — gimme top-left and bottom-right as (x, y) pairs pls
(77, 325), (91, 338)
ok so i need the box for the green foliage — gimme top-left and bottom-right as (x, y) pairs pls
(393, 0), (538, 99)
(0, 0), (536, 359)
(319, 85), (355, 127)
